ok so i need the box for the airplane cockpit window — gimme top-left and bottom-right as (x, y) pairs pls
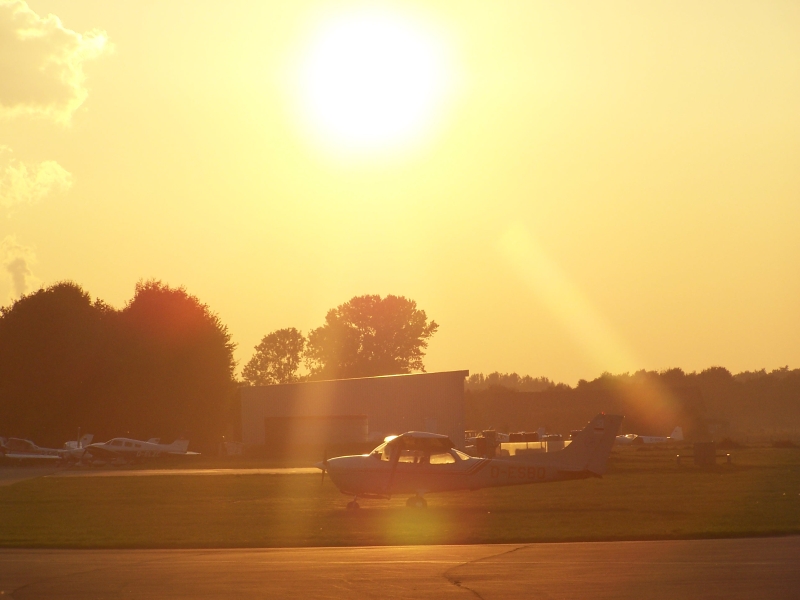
(124, 441), (133, 447)
(8, 439), (32, 451)
(111, 440), (123, 446)
(429, 451), (456, 465)
(398, 450), (425, 464)
(452, 449), (472, 461)
(371, 440), (462, 464)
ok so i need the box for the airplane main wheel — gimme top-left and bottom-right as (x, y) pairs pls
(406, 496), (427, 509)
(346, 501), (360, 510)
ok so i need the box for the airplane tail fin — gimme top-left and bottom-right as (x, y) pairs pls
(670, 427), (683, 441)
(168, 439), (190, 453)
(557, 414), (624, 476)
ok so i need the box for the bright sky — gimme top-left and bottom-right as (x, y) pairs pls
(2, 0), (798, 384)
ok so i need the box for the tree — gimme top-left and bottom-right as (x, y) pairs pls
(242, 327), (306, 385)
(0, 282), (110, 446)
(305, 294), (438, 380)
(112, 280), (237, 450)
(0, 279), (237, 451)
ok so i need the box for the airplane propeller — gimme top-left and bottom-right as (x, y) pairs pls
(386, 460), (399, 500)
(320, 449), (329, 486)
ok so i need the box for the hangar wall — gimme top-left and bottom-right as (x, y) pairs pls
(240, 370), (469, 450)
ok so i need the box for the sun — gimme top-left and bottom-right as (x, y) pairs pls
(296, 10), (451, 155)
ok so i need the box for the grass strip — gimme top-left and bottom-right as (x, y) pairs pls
(1, 447), (798, 548)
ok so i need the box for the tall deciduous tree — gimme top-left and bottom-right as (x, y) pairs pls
(0, 279), (237, 451)
(113, 280), (236, 449)
(0, 282), (111, 446)
(242, 327), (306, 385)
(305, 295), (438, 380)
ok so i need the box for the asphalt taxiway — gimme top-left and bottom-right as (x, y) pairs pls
(1, 536), (798, 599)
(0, 466), (318, 486)
(48, 467), (320, 477)
(0, 467), (56, 487)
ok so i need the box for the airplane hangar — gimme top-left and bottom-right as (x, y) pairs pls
(240, 370), (469, 452)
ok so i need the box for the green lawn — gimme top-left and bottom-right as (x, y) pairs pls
(1, 446), (798, 548)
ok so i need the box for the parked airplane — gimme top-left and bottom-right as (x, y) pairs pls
(616, 426), (683, 445)
(318, 413), (623, 509)
(82, 437), (199, 464)
(64, 433), (94, 458)
(0, 437), (68, 463)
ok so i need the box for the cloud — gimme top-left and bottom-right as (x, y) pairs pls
(0, 146), (72, 208)
(1, 235), (39, 301)
(0, 0), (110, 123)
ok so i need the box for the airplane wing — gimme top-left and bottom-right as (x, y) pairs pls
(2, 453), (62, 461)
(83, 445), (118, 457)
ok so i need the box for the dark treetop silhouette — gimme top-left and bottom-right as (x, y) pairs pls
(305, 294), (438, 380)
(241, 327), (305, 386)
(243, 295), (439, 384)
(0, 280), (236, 451)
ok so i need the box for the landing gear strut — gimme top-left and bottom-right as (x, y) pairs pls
(406, 495), (427, 509)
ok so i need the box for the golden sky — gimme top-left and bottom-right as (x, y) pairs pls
(2, 0), (798, 384)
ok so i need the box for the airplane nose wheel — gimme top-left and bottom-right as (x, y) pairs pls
(406, 495), (427, 509)
(346, 499), (360, 510)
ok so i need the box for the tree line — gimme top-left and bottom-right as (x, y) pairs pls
(2, 277), (795, 448)
(0, 286), (438, 449)
(465, 367), (800, 439)
(0, 281), (236, 451)
(241, 294), (438, 384)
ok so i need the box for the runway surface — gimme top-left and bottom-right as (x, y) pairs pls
(0, 466), (318, 485)
(1, 536), (798, 599)
(48, 467), (320, 478)
(0, 467), (56, 487)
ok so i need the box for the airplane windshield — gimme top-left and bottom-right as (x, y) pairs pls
(370, 442), (392, 462)
(452, 449), (472, 461)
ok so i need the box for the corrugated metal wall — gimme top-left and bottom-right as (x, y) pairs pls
(241, 370), (468, 449)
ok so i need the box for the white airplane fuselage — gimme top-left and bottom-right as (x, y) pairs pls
(616, 426), (683, 445)
(323, 414), (623, 501)
(83, 438), (196, 463)
(326, 452), (588, 498)
(0, 438), (65, 463)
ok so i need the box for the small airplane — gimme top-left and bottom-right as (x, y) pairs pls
(82, 437), (199, 464)
(0, 437), (69, 463)
(63, 433), (94, 458)
(318, 413), (623, 509)
(616, 426), (683, 445)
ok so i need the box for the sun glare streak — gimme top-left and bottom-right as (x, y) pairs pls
(499, 223), (637, 375)
(290, 9), (455, 157)
(499, 223), (677, 411)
